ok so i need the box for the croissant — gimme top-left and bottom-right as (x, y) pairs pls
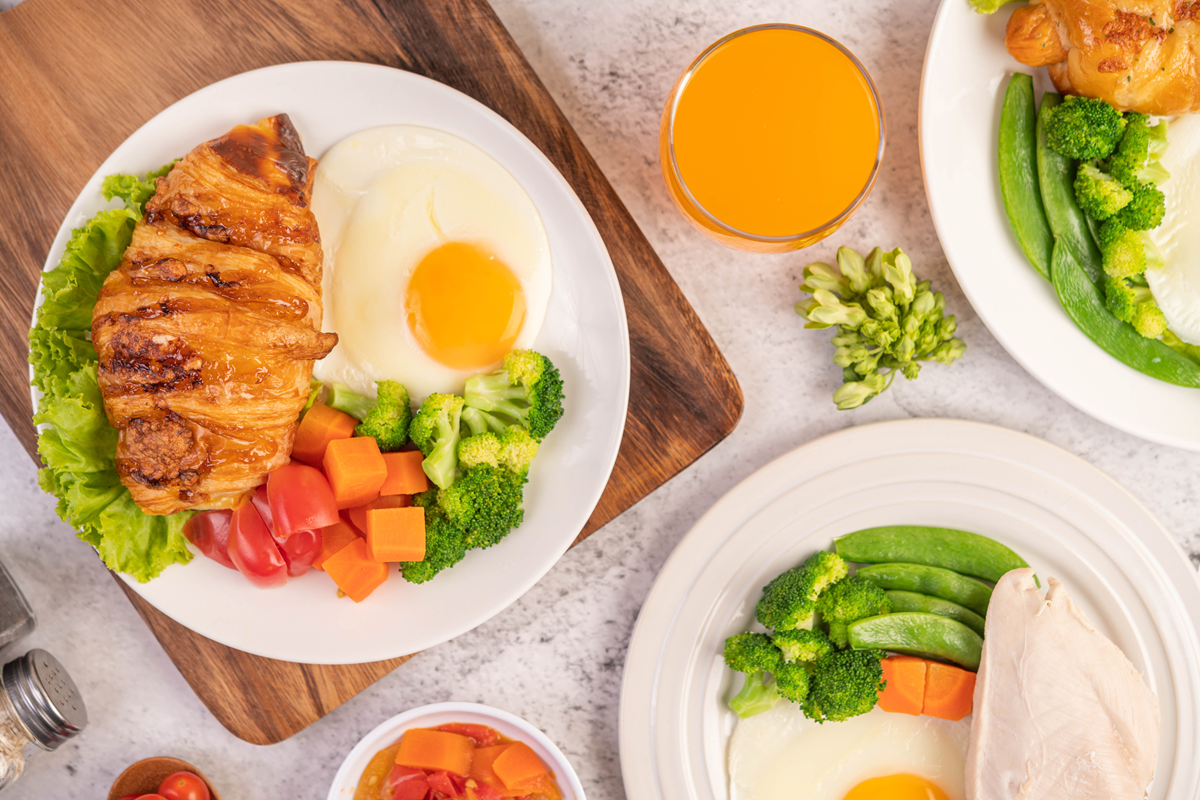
(92, 115), (337, 515)
(1005, 0), (1200, 116)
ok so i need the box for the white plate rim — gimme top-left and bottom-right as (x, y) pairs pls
(29, 60), (630, 664)
(616, 417), (1200, 800)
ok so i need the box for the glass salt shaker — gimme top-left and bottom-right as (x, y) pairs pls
(0, 649), (87, 790)
(0, 560), (35, 653)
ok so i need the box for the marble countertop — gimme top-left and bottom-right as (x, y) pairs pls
(2, 0), (1199, 796)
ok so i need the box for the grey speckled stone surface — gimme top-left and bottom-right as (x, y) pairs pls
(2, 0), (1199, 797)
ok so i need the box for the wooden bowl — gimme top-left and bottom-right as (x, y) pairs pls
(107, 757), (222, 800)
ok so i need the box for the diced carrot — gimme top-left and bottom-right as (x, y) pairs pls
(323, 538), (388, 602)
(470, 744), (511, 792)
(491, 742), (546, 790)
(292, 403), (357, 467)
(366, 506), (426, 562)
(349, 493), (413, 532)
(396, 728), (475, 776)
(878, 655), (927, 716)
(323, 436), (388, 509)
(923, 661), (976, 721)
(313, 518), (361, 571)
(381, 450), (430, 496)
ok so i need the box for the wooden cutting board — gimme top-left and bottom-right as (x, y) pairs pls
(0, 0), (742, 744)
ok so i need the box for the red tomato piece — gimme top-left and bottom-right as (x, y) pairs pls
(268, 463), (339, 538)
(471, 783), (505, 800)
(251, 485), (275, 533)
(229, 503), (287, 588)
(116, 795), (142, 800)
(276, 528), (322, 577)
(388, 765), (427, 790)
(392, 778), (430, 800)
(183, 510), (236, 570)
(158, 770), (211, 800)
(427, 771), (459, 797)
(435, 723), (499, 747)
(135, 796), (168, 800)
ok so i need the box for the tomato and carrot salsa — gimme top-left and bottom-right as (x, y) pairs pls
(354, 723), (563, 800)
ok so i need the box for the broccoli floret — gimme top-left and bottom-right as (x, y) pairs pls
(756, 551), (848, 631)
(325, 382), (375, 420)
(496, 426), (538, 477)
(1115, 181), (1166, 231)
(459, 417), (540, 478)
(1045, 96), (1126, 160)
(728, 671), (781, 718)
(802, 649), (885, 723)
(410, 393), (464, 489)
(1104, 275), (1167, 338)
(349, 380), (412, 452)
(816, 576), (893, 649)
(1073, 163), (1132, 220)
(400, 495), (468, 584)
(772, 628), (834, 663)
(724, 632), (784, 718)
(457, 432), (502, 468)
(1105, 113), (1151, 186)
(773, 660), (811, 704)
(438, 464), (525, 550)
(463, 350), (565, 441)
(1098, 219), (1146, 278)
(462, 406), (509, 435)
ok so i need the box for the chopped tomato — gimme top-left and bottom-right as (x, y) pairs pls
(427, 771), (460, 798)
(276, 528), (322, 577)
(470, 782), (506, 800)
(267, 463), (339, 538)
(388, 765), (427, 790)
(183, 510), (236, 570)
(229, 502), (287, 588)
(392, 777), (430, 800)
(436, 723), (500, 747)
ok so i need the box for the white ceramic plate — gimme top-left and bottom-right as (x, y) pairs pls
(919, 1), (1200, 450)
(34, 61), (629, 664)
(618, 419), (1200, 800)
(327, 702), (586, 800)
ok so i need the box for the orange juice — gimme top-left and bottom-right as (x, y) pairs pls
(662, 25), (884, 251)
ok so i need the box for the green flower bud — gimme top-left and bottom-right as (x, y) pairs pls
(902, 361), (921, 380)
(930, 338), (967, 364)
(882, 248), (916, 305)
(802, 262), (851, 296)
(912, 289), (936, 319)
(865, 247), (885, 285)
(833, 373), (886, 410)
(895, 335), (916, 362)
(830, 330), (862, 347)
(837, 247), (872, 295)
(937, 316), (958, 340)
(866, 287), (897, 320)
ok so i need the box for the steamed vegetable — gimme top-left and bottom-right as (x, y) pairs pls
(756, 550), (847, 630)
(885, 590), (986, 637)
(803, 648), (887, 723)
(998, 73), (1053, 279)
(1037, 93), (1104, 284)
(834, 525), (1031, 583)
(848, 612), (983, 671)
(855, 563), (993, 616)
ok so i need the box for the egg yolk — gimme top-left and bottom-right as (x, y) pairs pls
(842, 774), (950, 800)
(405, 241), (527, 370)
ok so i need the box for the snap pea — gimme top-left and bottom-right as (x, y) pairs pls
(885, 590), (986, 637)
(998, 73), (1053, 280)
(834, 525), (1029, 583)
(856, 563), (992, 616)
(848, 612), (983, 671)
(1037, 92), (1103, 284)
(1050, 241), (1200, 387)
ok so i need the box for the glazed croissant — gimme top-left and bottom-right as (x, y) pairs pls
(92, 115), (337, 515)
(1006, 0), (1200, 116)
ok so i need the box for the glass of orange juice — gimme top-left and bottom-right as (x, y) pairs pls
(661, 24), (885, 252)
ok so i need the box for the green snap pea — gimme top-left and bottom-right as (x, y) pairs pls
(1037, 92), (1104, 284)
(856, 563), (993, 616)
(1051, 241), (1200, 387)
(998, 73), (1053, 281)
(885, 590), (986, 637)
(848, 612), (983, 671)
(834, 525), (1029, 583)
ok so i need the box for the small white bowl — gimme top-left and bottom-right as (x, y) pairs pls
(327, 702), (587, 800)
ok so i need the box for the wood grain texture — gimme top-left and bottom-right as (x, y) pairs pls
(0, 0), (743, 744)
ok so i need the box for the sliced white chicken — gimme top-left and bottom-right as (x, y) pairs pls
(965, 569), (1158, 800)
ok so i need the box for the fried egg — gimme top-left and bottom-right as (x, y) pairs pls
(728, 703), (968, 800)
(1146, 114), (1200, 344)
(310, 126), (552, 401)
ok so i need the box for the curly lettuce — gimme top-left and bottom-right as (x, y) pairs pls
(30, 164), (194, 582)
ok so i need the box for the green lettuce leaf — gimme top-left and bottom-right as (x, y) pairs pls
(30, 162), (193, 582)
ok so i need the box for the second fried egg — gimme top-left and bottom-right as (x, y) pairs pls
(311, 125), (552, 401)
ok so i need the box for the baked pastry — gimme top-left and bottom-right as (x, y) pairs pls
(92, 115), (337, 514)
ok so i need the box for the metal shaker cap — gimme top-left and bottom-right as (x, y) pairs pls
(2, 650), (86, 750)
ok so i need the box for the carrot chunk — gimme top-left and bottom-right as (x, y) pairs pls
(366, 506), (426, 562)
(323, 436), (388, 509)
(396, 728), (475, 776)
(323, 538), (388, 602)
(313, 518), (361, 572)
(349, 494), (413, 532)
(923, 661), (976, 721)
(292, 403), (357, 467)
(878, 655), (927, 716)
(491, 742), (547, 790)
(381, 450), (430, 496)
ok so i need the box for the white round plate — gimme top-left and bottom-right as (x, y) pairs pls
(327, 702), (586, 800)
(618, 419), (1200, 800)
(34, 61), (629, 663)
(919, 1), (1200, 450)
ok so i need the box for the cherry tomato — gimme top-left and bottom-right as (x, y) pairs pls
(183, 510), (236, 570)
(135, 795), (168, 800)
(251, 485), (275, 533)
(276, 528), (322, 577)
(158, 771), (210, 800)
(116, 795), (142, 800)
(434, 723), (499, 747)
(268, 463), (339, 538)
(229, 502), (287, 588)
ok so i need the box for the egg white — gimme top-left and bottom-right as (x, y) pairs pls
(310, 125), (552, 402)
(728, 703), (969, 800)
(1146, 114), (1200, 345)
